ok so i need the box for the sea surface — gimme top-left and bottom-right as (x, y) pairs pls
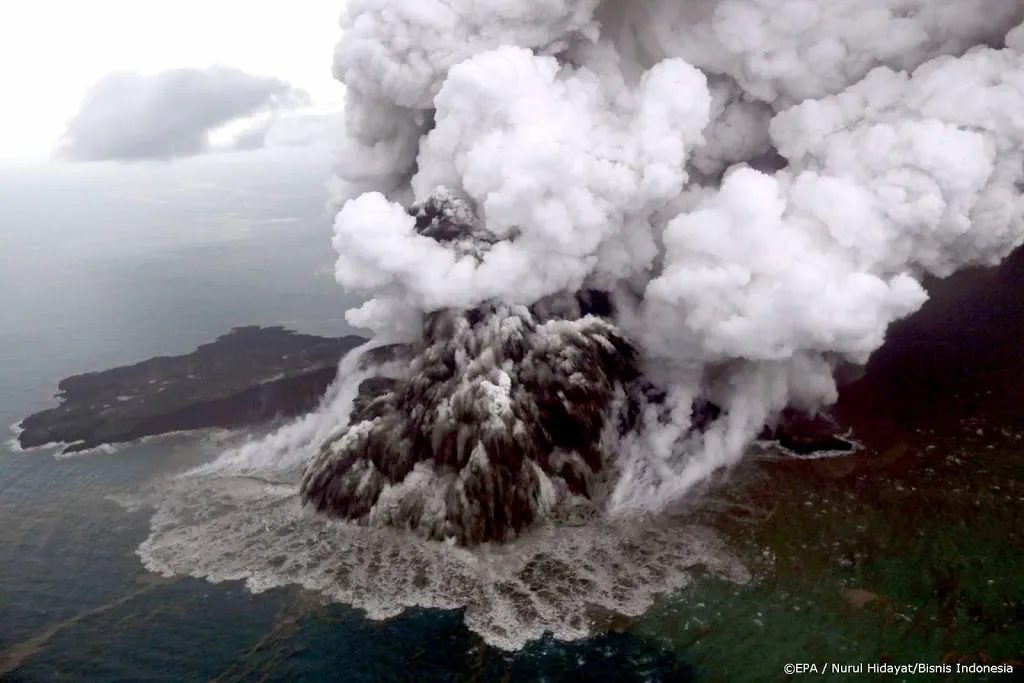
(1, 154), (1021, 682)
(0, 154), (700, 682)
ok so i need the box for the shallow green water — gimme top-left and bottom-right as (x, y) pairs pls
(633, 423), (1024, 682)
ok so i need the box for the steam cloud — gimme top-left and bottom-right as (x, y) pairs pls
(300, 1), (1024, 543)
(302, 201), (643, 542)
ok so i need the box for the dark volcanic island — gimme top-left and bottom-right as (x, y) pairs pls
(16, 326), (368, 455)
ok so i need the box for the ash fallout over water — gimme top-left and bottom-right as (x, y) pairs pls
(139, 0), (1024, 648)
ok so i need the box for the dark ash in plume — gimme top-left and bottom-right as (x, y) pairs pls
(300, 189), (642, 545)
(410, 186), (500, 259)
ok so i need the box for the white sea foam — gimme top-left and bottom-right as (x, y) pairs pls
(51, 442), (124, 459)
(4, 424), (239, 460)
(4, 421), (26, 453)
(138, 466), (748, 651)
(136, 346), (749, 650)
(752, 438), (864, 461)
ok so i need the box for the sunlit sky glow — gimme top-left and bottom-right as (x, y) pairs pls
(0, 1), (344, 161)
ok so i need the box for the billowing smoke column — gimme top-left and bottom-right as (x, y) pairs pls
(302, 190), (644, 543)
(302, 0), (1024, 544)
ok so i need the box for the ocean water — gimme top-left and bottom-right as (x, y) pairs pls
(3, 154), (1020, 682)
(0, 154), (709, 681)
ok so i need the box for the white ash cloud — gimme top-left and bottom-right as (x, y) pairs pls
(320, 1), (1024, 526)
(132, 0), (1024, 650)
(56, 66), (310, 161)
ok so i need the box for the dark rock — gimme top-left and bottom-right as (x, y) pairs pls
(357, 343), (413, 370)
(17, 326), (368, 454)
(835, 244), (1024, 446)
(760, 409), (857, 455)
(748, 246), (1024, 456)
(350, 377), (400, 422)
(300, 300), (642, 546)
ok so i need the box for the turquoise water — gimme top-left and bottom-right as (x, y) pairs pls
(0, 156), (695, 681)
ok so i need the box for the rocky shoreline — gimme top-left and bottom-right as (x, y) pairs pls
(16, 323), (858, 460)
(16, 326), (368, 455)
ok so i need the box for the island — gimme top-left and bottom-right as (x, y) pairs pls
(15, 322), (856, 458)
(29, 234), (1018, 460)
(16, 326), (368, 455)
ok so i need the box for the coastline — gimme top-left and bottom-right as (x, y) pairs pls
(12, 326), (369, 455)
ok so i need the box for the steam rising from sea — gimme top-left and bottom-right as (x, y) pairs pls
(139, 1), (1024, 649)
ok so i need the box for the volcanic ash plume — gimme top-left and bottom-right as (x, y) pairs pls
(304, 1), (1024, 543)
(301, 190), (641, 543)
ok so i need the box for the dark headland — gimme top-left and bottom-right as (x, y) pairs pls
(16, 326), (369, 454)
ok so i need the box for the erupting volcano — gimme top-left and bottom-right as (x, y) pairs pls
(135, 1), (1024, 649)
(296, 0), (1024, 543)
(300, 192), (642, 543)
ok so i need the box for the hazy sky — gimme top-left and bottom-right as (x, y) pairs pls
(0, 1), (344, 161)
